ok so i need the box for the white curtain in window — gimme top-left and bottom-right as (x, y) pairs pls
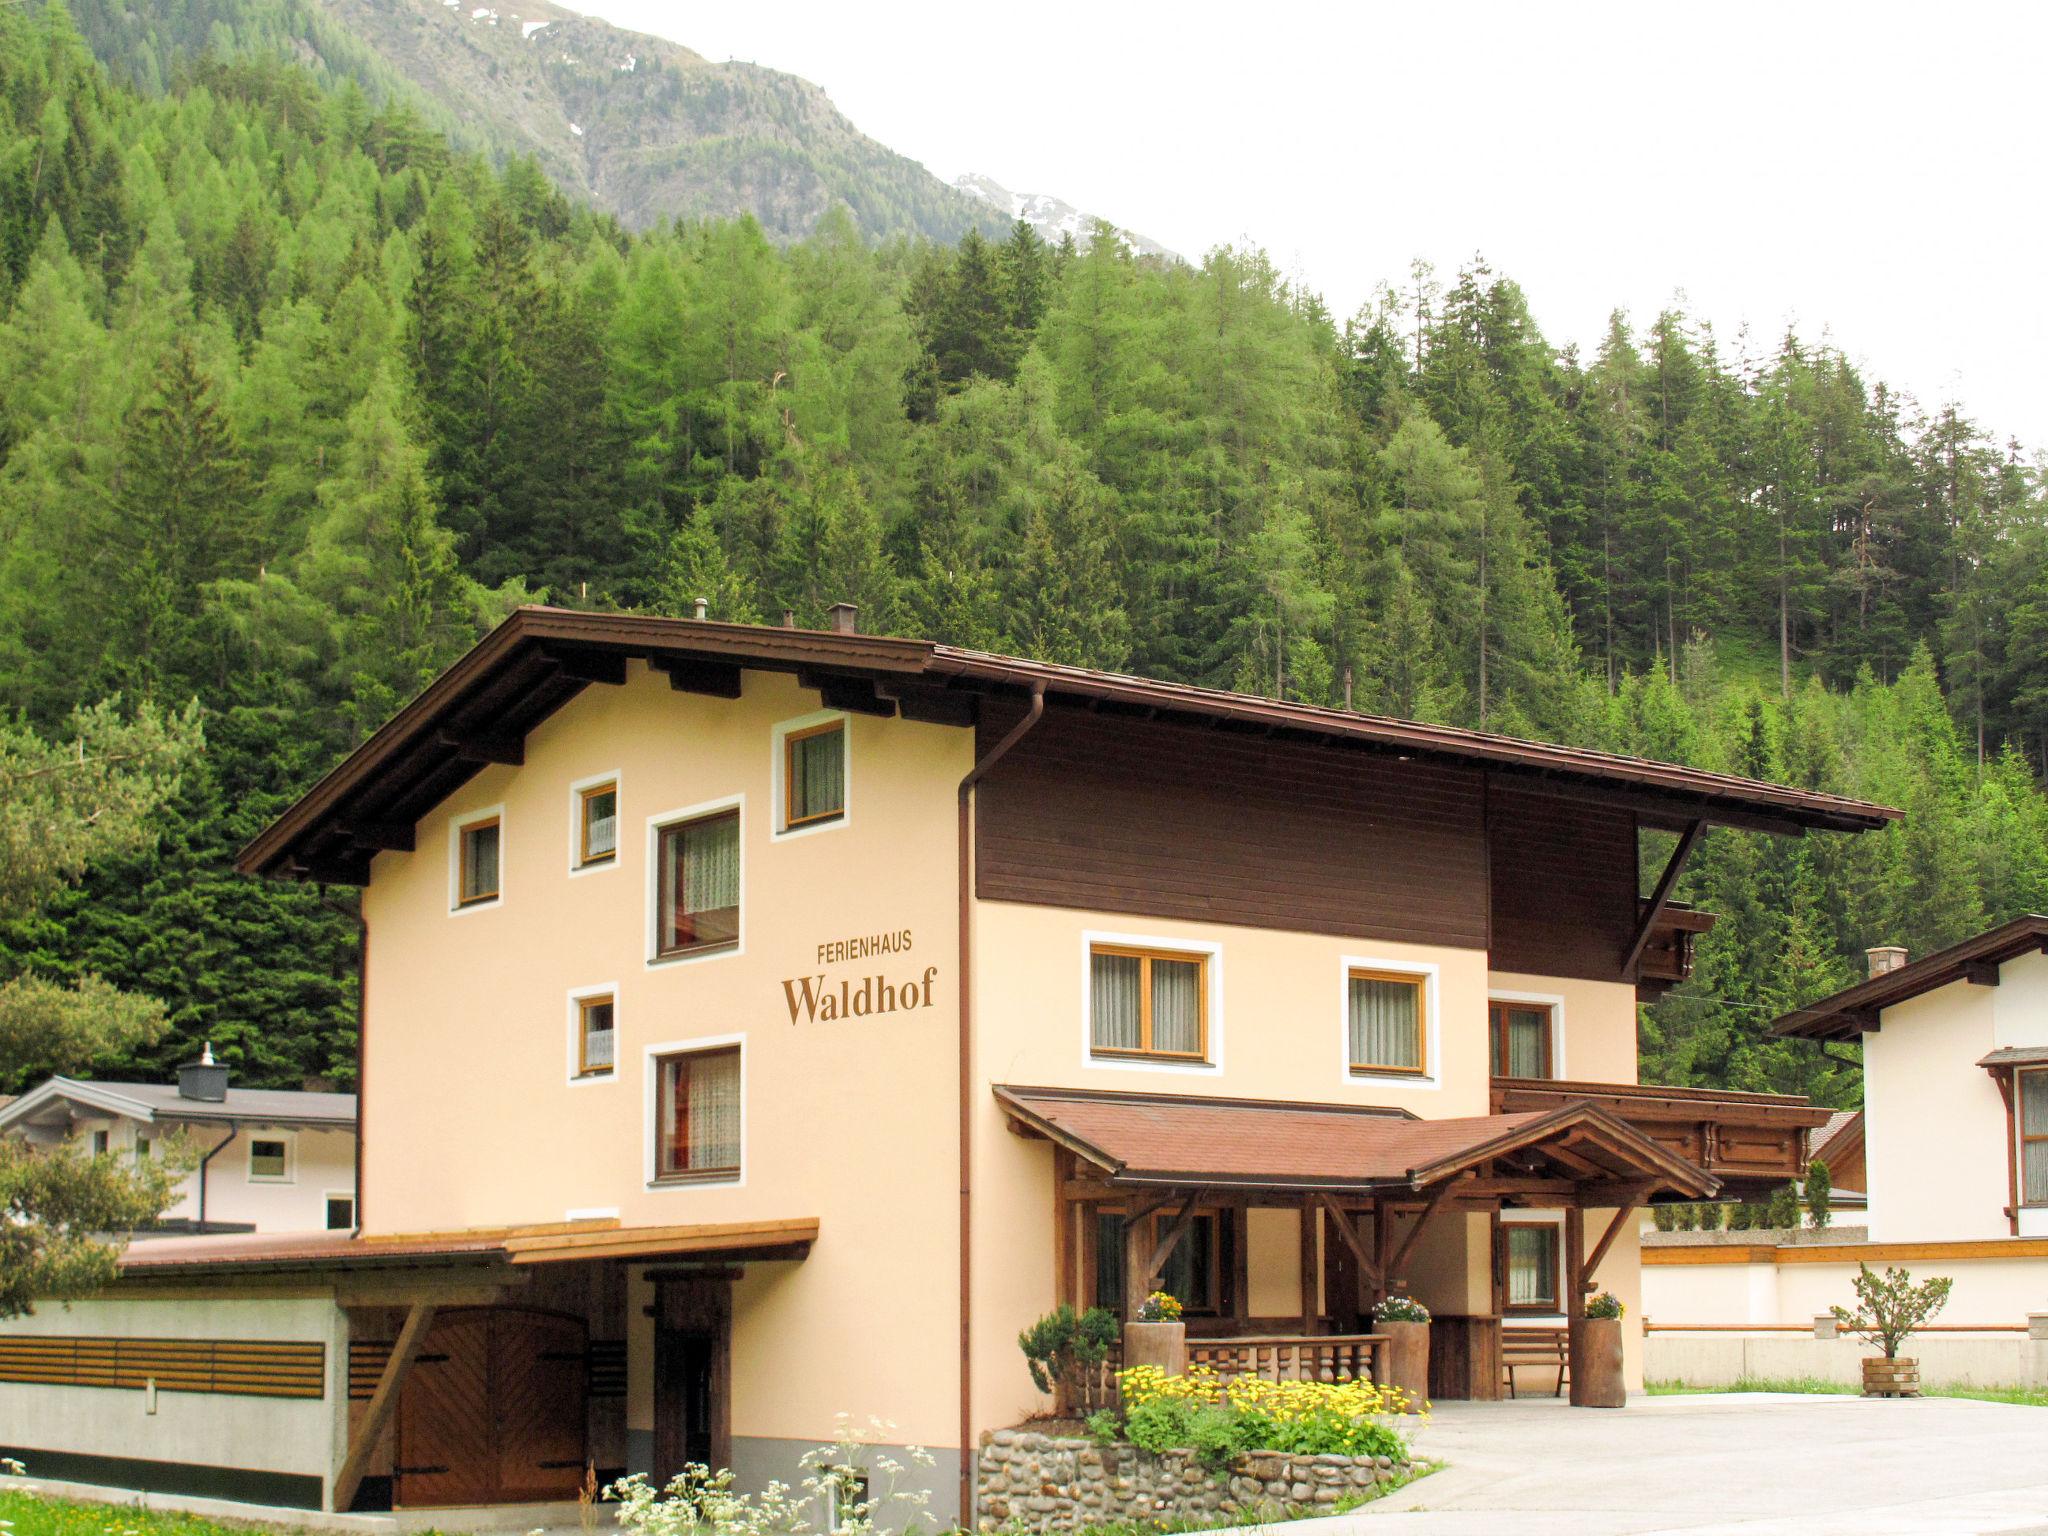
(792, 728), (845, 821)
(1506, 1226), (1555, 1307)
(682, 813), (740, 913)
(1151, 959), (1202, 1054)
(1091, 953), (1142, 1050)
(1503, 1008), (1547, 1077)
(1350, 976), (1421, 1069)
(2022, 1074), (2048, 1205)
(688, 1051), (742, 1170)
(585, 792), (617, 858)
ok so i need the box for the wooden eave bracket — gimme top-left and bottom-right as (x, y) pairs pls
(1963, 960), (2002, 987)
(652, 653), (743, 699)
(797, 669), (898, 717)
(1623, 819), (1707, 979)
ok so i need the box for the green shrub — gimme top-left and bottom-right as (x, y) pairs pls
(1805, 1158), (1833, 1228)
(1651, 1205), (1677, 1231)
(1696, 1201), (1723, 1231)
(1766, 1182), (1800, 1230)
(1019, 1304), (1120, 1401)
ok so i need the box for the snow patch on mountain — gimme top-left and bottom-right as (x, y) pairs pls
(952, 173), (1176, 262)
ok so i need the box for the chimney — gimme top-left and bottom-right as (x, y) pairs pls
(828, 602), (859, 635)
(692, 596), (709, 621)
(177, 1042), (229, 1103)
(782, 609), (796, 629)
(1865, 945), (1909, 978)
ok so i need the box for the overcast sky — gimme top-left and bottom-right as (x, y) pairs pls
(585, 1), (2045, 451)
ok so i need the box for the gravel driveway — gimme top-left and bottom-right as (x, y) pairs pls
(1283, 1391), (2048, 1536)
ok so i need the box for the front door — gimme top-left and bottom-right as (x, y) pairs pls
(395, 1307), (589, 1508)
(653, 1276), (731, 1483)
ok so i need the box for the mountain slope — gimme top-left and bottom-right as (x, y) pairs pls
(68, 0), (1012, 243)
(953, 172), (1177, 261)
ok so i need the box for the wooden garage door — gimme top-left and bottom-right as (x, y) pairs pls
(395, 1308), (587, 1508)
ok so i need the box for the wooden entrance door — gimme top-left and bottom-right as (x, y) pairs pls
(395, 1307), (588, 1508)
(653, 1275), (732, 1482)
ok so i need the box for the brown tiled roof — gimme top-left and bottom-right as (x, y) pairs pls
(1772, 915), (2048, 1041)
(1809, 1108), (1862, 1162)
(114, 1218), (818, 1276)
(994, 1085), (1718, 1198)
(238, 607), (1898, 881)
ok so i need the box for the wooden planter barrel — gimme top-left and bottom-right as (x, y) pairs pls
(1862, 1356), (1921, 1397)
(1576, 1316), (1627, 1408)
(1378, 1319), (1430, 1407)
(1122, 1320), (1186, 1379)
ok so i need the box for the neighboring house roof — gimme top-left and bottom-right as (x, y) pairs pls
(1771, 914), (2048, 1041)
(236, 607), (1900, 883)
(0, 1076), (357, 1135)
(994, 1083), (1720, 1198)
(1810, 1108), (1862, 1165)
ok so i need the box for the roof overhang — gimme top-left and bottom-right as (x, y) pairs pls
(1772, 915), (2048, 1041)
(238, 607), (1900, 884)
(0, 1077), (155, 1132)
(995, 1084), (1718, 1200)
(113, 1217), (819, 1279)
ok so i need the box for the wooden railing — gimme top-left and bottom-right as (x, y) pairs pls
(1186, 1332), (1387, 1385)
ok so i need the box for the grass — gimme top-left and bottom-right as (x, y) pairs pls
(0, 1489), (275, 1536)
(1647, 1377), (2048, 1406)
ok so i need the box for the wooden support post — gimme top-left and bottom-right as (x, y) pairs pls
(331, 1301), (436, 1514)
(1370, 1195), (1392, 1308)
(1564, 1207), (1587, 1407)
(1121, 1193), (1178, 1315)
(1052, 1148), (1074, 1310)
(1229, 1205), (1251, 1329)
(1317, 1194), (1384, 1300)
(1298, 1196), (1320, 1335)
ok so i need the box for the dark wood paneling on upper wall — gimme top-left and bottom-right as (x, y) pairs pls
(973, 701), (1490, 949)
(1486, 784), (1637, 982)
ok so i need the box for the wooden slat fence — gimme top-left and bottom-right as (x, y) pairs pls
(0, 1335), (325, 1399)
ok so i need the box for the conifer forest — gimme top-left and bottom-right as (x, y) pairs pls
(3, 3), (2046, 1113)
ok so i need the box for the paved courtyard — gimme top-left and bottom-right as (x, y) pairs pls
(1298, 1392), (2048, 1536)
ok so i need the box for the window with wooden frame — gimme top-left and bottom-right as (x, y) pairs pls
(578, 782), (619, 867)
(1347, 969), (1426, 1076)
(654, 1045), (742, 1181)
(457, 816), (501, 906)
(783, 720), (846, 830)
(576, 994), (617, 1078)
(655, 809), (740, 958)
(1089, 945), (1208, 1061)
(2020, 1069), (2048, 1208)
(1489, 1000), (1554, 1079)
(1499, 1222), (1561, 1313)
(1093, 1209), (1221, 1315)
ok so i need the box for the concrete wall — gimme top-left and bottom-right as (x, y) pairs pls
(0, 1294), (345, 1505)
(1644, 1247), (2048, 1329)
(1863, 948), (2048, 1242)
(1646, 1330), (2048, 1389)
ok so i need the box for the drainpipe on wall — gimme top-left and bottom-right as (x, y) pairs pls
(956, 682), (1045, 1525)
(320, 887), (369, 1238)
(195, 1127), (239, 1228)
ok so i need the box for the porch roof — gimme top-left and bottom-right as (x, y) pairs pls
(994, 1084), (1719, 1199)
(114, 1217), (819, 1276)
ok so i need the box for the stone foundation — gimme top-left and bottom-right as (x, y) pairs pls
(976, 1429), (1411, 1531)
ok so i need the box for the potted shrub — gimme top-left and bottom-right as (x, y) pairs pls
(1018, 1304), (1119, 1416)
(1831, 1263), (1953, 1398)
(1371, 1296), (1430, 1405)
(1577, 1291), (1627, 1408)
(1122, 1290), (1187, 1379)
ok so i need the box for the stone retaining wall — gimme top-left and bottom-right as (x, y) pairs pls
(976, 1429), (1410, 1531)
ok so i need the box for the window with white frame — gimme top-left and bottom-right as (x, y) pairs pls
(1500, 1222), (1561, 1313)
(1347, 969), (1427, 1076)
(576, 993), (617, 1079)
(653, 1045), (742, 1180)
(1089, 944), (1208, 1061)
(455, 813), (501, 907)
(248, 1136), (293, 1182)
(578, 781), (619, 868)
(783, 720), (846, 830)
(654, 808), (740, 958)
(325, 1193), (355, 1230)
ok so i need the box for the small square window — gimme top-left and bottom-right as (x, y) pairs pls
(90, 1130), (109, 1156)
(458, 817), (501, 906)
(577, 994), (616, 1078)
(655, 810), (740, 958)
(784, 722), (846, 829)
(655, 1046), (741, 1180)
(249, 1138), (292, 1181)
(325, 1195), (355, 1230)
(579, 783), (618, 867)
(1347, 970), (1426, 1076)
(1089, 945), (1208, 1061)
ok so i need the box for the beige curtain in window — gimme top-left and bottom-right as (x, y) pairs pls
(1349, 976), (1421, 1069)
(1502, 1008), (1547, 1077)
(2022, 1073), (2048, 1205)
(688, 1051), (742, 1170)
(463, 824), (499, 896)
(1506, 1226), (1556, 1307)
(1150, 958), (1202, 1054)
(681, 813), (740, 914)
(792, 729), (845, 821)
(1091, 953), (1142, 1050)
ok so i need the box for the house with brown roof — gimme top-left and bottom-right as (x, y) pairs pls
(1640, 918), (2048, 1367)
(0, 606), (1894, 1523)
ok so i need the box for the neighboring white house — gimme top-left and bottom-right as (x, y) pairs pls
(0, 1049), (356, 1234)
(1640, 917), (2048, 1386)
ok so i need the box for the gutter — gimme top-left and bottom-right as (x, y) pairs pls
(956, 683), (1044, 1524)
(195, 1127), (240, 1226)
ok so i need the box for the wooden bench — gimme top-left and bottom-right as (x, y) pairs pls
(1501, 1325), (1568, 1398)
